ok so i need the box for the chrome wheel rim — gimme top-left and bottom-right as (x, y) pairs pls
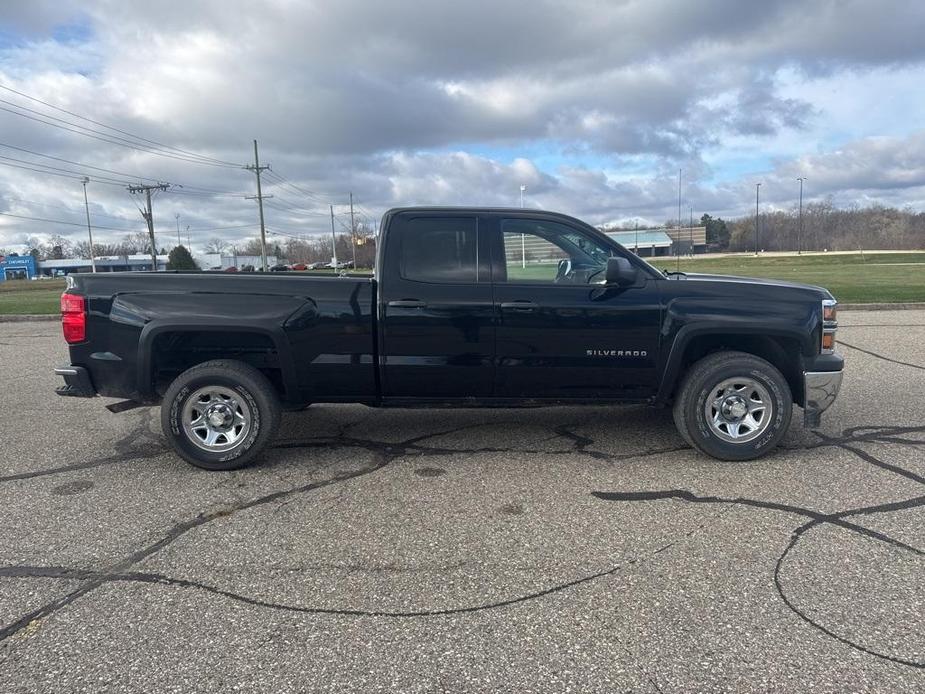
(182, 386), (252, 452)
(704, 377), (773, 443)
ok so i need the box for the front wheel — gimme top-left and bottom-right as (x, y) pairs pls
(673, 351), (792, 461)
(161, 360), (281, 470)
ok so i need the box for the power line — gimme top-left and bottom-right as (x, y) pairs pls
(1, 194), (141, 224)
(0, 157), (130, 186)
(261, 193), (328, 213)
(0, 102), (241, 169)
(262, 200), (331, 217)
(185, 223), (258, 232)
(0, 83), (243, 167)
(0, 210), (141, 232)
(0, 141), (246, 195)
(263, 170), (339, 204)
(0, 153), (130, 186)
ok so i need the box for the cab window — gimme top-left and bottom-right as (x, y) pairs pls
(500, 218), (614, 284)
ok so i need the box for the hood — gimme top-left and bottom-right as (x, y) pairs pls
(669, 272), (833, 299)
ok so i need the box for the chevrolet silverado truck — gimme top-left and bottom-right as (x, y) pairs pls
(55, 207), (843, 470)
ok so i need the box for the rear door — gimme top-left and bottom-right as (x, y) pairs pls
(379, 212), (495, 399)
(490, 215), (663, 400)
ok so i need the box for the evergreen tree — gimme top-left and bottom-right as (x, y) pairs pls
(167, 245), (199, 270)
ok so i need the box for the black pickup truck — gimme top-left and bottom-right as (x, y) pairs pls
(56, 207), (843, 469)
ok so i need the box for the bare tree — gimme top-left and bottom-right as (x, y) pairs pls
(202, 237), (226, 254)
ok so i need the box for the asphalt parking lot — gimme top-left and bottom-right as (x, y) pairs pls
(0, 312), (922, 693)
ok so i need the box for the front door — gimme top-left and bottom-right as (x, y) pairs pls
(379, 213), (495, 399)
(491, 216), (662, 400)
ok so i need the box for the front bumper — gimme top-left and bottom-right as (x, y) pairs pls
(54, 365), (97, 398)
(802, 369), (843, 428)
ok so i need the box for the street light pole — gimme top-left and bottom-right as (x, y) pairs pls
(81, 177), (96, 272)
(520, 185), (527, 269)
(175, 213), (181, 247)
(677, 168), (682, 272)
(797, 177), (806, 255)
(755, 183), (761, 256)
(329, 205), (338, 269)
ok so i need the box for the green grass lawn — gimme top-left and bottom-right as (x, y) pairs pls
(0, 252), (921, 315)
(0, 279), (66, 314)
(650, 252), (925, 303)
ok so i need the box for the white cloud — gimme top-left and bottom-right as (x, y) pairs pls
(1, 0), (924, 251)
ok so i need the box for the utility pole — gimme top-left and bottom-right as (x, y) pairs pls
(329, 205), (338, 269)
(797, 177), (806, 255)
(81, 177), (96, 272)
(634, 219), (638, 254)
(244, 139), (271, 272)
(128, 182), (170, 271)
(175, 213), (182, 247)
(186, 225), (191, 248)
(755, 183), (761, 256)
(349, 192), (357, 270)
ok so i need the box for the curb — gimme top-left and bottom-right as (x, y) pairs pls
(838, 303), (925, 311)
(0, 314), (58, 322)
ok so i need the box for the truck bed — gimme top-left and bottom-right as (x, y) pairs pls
(66, 271), (377, 404)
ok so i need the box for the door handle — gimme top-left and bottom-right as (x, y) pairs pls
(500, 301), (538, 311)
(387, 299), (427, 308)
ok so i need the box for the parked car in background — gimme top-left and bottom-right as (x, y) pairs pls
(270, 265), (290, 272)
(290, 263), (308, 271)
(307, 262), (326, 270)
(223, 266), (238, 273)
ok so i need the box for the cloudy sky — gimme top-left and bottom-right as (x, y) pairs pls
(1, 0), (924, 253)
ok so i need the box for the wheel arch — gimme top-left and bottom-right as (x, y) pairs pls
(657, 326), (805, 407)
(137, 321), (299, 404)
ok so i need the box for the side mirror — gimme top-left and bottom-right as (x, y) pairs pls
(605, 257), (638, 286)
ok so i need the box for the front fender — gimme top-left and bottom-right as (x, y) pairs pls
(654, 296), (819, 404)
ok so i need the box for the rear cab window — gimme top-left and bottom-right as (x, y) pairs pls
(399, 217), (481, 283)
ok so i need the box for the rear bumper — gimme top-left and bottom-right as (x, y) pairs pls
(54, 365), (97, 398)
(802, 369), (843, 428)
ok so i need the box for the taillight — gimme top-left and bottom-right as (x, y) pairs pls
(61, 293), (86, 344)
(821, 299), (837, 354)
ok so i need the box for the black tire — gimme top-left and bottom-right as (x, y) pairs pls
(161, 359), (281, 470)
(672, 351), (792, 461)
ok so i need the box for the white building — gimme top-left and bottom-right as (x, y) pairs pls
(197, 253), (280, 270)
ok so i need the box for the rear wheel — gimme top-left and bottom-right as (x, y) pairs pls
(161, 359), (281, 470)
(673, 351), (791, 461)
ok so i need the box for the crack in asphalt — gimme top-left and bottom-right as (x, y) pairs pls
(1, 342), (924, 674)
(6, 414), (922, 666)
(0, 423), (502, 642)
(593, 436), (925, 670)
(0, 409), (165, 483)
(839, 340), (925, 371)
(0, 500), (731, 623)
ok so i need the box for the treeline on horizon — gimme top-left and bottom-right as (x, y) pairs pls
(5, 201), (923, 261)
(610, 201), (925, 253)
